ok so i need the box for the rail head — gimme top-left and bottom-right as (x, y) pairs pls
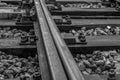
(34, 0), (67, 80)
(39, 0), (85, 80)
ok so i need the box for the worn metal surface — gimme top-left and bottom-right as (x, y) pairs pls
(34, 0), (67, 80)
(34, 22), (52, 80)
(40, 0), (85, 80)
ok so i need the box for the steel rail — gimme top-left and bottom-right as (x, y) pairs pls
(39, 0), (85, 80)
(34, 22), (52, 80)
(34, 0), (67, 80)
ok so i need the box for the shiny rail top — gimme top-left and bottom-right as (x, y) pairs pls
(34, 0), (68, 80)
(39, 0), (85, 80)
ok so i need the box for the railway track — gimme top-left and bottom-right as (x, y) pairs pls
(2, 0), (120, 80)
(0, 0), (70, 80)
(45, 0), (120, 80)
(38, 0), (84, 80)
(34, 0), (67, 80)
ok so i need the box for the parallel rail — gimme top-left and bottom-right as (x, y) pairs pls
(39, 0), (84, 80)
(34, 0), (67, 80)
(34, 22), (52, 80)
